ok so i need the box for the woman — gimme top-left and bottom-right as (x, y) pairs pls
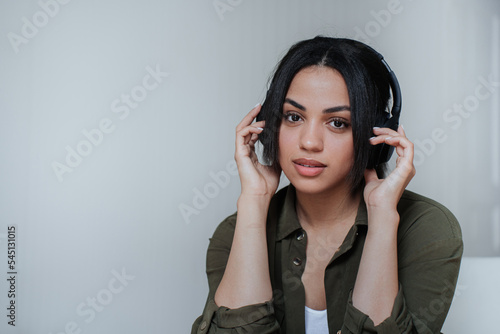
(192, 37), (463, 334)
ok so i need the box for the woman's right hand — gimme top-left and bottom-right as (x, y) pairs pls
(214, 104), (278, 309)
(235, 104), (281, 200)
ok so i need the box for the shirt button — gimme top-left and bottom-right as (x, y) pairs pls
(296, 230), (305, 241)
(293, 257), (302, 266)
(200, 320), (207, 330)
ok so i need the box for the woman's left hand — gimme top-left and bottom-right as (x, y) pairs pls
(363, 125), (416, 216)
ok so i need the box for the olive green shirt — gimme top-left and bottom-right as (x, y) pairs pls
(192, 185), (463, 334)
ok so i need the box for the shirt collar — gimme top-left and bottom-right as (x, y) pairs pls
(275, 185), (368, 241)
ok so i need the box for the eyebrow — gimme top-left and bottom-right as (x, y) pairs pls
(284, 98), (350, 114)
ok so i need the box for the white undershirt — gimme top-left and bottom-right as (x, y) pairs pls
(305, 306), (329, 334)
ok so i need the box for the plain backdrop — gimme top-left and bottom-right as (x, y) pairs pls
(0, 0), (499, 333)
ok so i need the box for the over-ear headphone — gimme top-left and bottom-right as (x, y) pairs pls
(366, 47), (402, 169)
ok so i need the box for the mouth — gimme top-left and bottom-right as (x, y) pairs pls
(292, 158), (326, 177)
(292, 158), (327, 168)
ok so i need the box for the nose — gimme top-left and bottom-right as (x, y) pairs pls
(299, 121), (323, 152)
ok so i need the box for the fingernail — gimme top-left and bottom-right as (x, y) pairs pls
(369, 136), (376, 140)
(254, 103), (261, 108)
(257, 127), (264, 131)
(400, 124), (405, 130)
(385, 136), (393, 140)
(373, 126), (380, 129)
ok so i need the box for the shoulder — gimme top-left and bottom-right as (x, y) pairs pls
(396, 190), (463, 263)
(397, 189), (462, 239)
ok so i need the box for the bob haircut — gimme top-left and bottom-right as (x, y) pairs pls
(258, 36), (392, 195)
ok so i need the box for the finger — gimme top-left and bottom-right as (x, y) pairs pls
(397, 124), (406, 137)
(251, 120), (266, 129)
(244, 128), (263, 146)
(237, 121), (265, 144)
(384, 136), (414, 165)
(369, 135), (391, 145)
(247, 134), (260, 152)
(394, 125), (408, 157)
(372, 126), (401, 138)
(369, 124), (408, 145)
(236, 125), (264, 148)
(369, 133), (414, 164)
(237, 120), (266, 133)
(236, 118), (265, 141)
(364, 168), (379, 183)
(236, 104), (262, 131)
(369, 133), (399, 146)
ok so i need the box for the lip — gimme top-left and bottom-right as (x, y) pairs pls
(292, 158), (326, 177)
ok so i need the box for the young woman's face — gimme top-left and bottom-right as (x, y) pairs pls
(278, 66), (355, 195)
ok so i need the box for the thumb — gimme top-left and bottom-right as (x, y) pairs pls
(364, 168), (379, 183)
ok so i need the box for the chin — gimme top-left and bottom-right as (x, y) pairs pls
(286, 174), (341, 196)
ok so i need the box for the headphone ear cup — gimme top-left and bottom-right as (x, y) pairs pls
(367, 116), (399, 169)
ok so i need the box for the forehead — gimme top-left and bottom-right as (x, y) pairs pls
(285, 66), (350, 107)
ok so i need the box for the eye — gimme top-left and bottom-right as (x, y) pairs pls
(328, 118), (349, 129)
(283, 112), (302, 123)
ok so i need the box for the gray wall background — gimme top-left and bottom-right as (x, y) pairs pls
(0, 0), (499, 333)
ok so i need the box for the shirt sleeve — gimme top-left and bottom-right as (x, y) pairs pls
(191, 213), (281, 334)
(340, 197), (464, 334)
(342, 284), (413, 334)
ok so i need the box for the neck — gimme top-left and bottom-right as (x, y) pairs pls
(295, 185), (361, 230)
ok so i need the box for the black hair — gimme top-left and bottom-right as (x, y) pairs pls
(258, 36), (392, 195)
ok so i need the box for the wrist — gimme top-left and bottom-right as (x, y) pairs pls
(238, 193), (273, 208)
(235, 195), (271, 230)
(366, 205), (399, 219)
(366, 209), (400, 233)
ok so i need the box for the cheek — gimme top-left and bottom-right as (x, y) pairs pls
(325, 135), (355, 161)
(346, 142), (356, 165)
(278, 126), (294, 159)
